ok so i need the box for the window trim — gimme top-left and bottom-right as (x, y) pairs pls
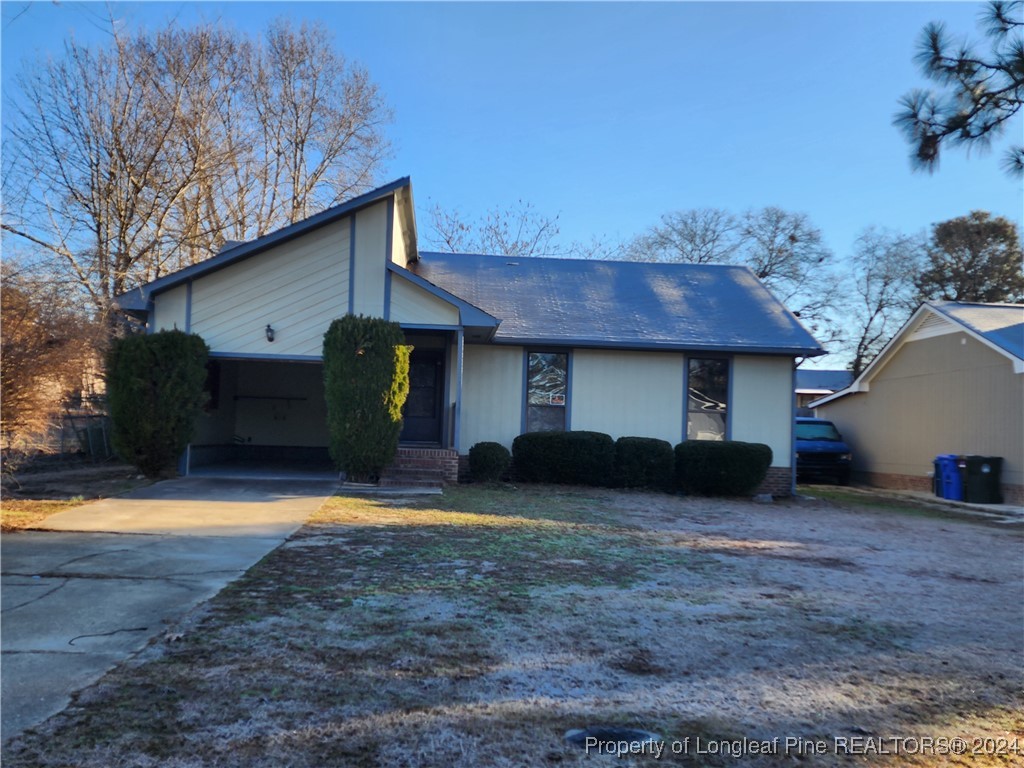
(683, 355), (732, 441)
(521, 348), (572, 433)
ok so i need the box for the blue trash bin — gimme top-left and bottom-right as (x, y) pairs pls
(934, 454), (963, 500)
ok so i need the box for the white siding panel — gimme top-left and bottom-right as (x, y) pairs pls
(390, 276), (459, 326)
(459, 345), (524, 452)
(570, 350), (684, 444)
(152, 284), (188, 332)
(190, 219), (349, 356)
(730, 356), (794, 468)
(352, 201), (387, 317)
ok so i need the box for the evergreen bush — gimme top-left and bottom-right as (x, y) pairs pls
(512, 430), (614, 486)
(674, 440), (773, 496)
(107, 330), (209, 479)
(615, 436), (675, 490)
(468, 441), (511, 482)
(322, 315), (411, 481)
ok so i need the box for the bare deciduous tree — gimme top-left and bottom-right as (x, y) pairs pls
(846, 228), (924, 377)
(2, 18), (391, 326)
(623, 208), (740, 264)
(424, 200), (615, 260)
(625, 205), (843, 347)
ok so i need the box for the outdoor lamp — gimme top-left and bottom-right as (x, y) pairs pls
(265, 324), (275, 342)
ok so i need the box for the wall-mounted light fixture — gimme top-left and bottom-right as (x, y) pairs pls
(265, 324), (275, 343)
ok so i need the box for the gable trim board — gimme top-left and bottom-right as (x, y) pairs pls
(117, 177), (823, 492)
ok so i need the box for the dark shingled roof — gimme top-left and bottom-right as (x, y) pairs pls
(413, 253), (824, 355)
(795, 369), (854, 392)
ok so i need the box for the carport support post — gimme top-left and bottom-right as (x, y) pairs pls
(453, 329), (464, 451)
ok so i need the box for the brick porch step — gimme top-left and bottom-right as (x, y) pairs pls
(378, 446), (459, 488)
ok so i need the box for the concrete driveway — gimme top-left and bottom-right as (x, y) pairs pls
(1, 476), (337, 742)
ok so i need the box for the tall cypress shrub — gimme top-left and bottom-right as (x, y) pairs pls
(322, 315), (411, 481)
(107, 330), (209, 478)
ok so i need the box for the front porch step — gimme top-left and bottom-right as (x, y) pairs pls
(378, 446), (459, 488)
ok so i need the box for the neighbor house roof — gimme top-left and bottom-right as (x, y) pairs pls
(117, 177), (412, 313)
(927, 301), (1024, 361)
(812, 300), (1024, 407)
(413, 252), (824, 355)
(795, 369), (853, 394)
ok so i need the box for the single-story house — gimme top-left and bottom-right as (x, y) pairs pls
(117, 177), (824, 493)
(795, 369), (853, 415)
(812, 301), (1024, 505)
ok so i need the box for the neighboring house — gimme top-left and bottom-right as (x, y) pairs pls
(795, 369), (853, 415)
(117, 178), (824, 493)
(813, 301), (1024, 505)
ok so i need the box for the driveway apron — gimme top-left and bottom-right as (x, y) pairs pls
(1, 477), (337, 742)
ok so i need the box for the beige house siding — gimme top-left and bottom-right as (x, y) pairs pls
(152, 284), (188, 332)
(570, 350), (684, 444)
(186, 219), (350, 357)
(818, 331), (1023, 493)
(390, 276), (460, 326)
(459, 345), (524, 452)
(351, 201), (387, 318)
(731, 355), (794, 468)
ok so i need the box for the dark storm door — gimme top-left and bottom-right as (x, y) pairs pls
(401, 349), (444, 443)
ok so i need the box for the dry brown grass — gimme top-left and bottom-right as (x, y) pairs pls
(3, 485), (1022, 767)
(0, 498), (86, 531)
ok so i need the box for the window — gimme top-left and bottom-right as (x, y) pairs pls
(687, 358), (728, 440)
(526, 351), (568, 432)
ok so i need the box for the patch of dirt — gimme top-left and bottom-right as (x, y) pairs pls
(4, 485), (1023, 767)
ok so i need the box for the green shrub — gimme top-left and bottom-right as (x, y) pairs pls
(469, 441), (511, 482)
(323, 315), (411, 482)
(511, 430), (614, 486)
(615, 436), (675, 490)
(674, 440), (773, 496)
(107, 330), (209, 479)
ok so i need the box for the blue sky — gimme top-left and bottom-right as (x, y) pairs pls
(2, 3), (1021, 293)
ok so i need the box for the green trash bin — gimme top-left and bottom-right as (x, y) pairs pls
(959, 456), (1003, 504)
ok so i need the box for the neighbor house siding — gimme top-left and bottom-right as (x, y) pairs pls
(351, 201), (388, 318)
(152, 284), (188, 332)
(569, 350), (684, 445)
(819, 331), (1023, 493)
(730, 355), (794, 468)
(188, 219), (350, 357)
(459, 345), (524, 452)
(389, 276), (460, 326)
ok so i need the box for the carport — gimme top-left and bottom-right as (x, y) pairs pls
(187, 358), (334, 477)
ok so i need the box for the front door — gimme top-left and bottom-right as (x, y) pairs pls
(401, 348), (444, 443)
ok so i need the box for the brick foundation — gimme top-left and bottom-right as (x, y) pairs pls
(860, 470), (1023, 507)
(756, 467), (794, 498)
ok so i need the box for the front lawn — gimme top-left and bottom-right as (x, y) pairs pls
(4, 485), (1022, 766)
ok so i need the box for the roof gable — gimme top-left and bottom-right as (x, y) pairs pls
(118, 177), (411, 311)
(413, 253), (823, 355)
(813, 301), (1024, 407)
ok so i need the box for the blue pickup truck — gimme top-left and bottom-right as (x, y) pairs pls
(795, 417), (852, 485)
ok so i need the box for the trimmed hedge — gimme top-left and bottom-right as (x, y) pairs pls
(107, 329), (209, 479)
(512, 430), (614, 486)
(323, 315), (411, 481)
(674, 440), (773, 496)
(615, 436), (675, 490)
(469, 441), (512, 482)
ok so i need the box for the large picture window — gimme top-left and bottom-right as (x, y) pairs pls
(687, 358), (728, 440)
(526, 351), (568, 432)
